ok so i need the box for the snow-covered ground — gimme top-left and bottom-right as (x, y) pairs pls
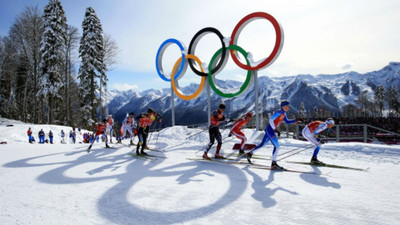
(1, 118), (400, 225)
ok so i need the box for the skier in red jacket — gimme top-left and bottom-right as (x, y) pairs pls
(87, 119), (110, 152)
(230, 112), (253, 154)
(203, 103), (227, 160)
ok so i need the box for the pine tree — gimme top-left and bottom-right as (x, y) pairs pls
(38, 0), (67, 124)
(313, 106), (318, 118)
(388, 85), (400, 116)
(78, 7), (106, 127)
(374, 85), (386, 117)
(298, 102), (306, 119)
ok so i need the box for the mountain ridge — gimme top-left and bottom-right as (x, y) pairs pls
(107, 62), (400, 126)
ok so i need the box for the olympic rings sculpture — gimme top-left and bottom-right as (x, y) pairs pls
(155, 12), (284, 100)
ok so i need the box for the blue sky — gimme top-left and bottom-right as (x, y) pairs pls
(1, 0), (399, 92)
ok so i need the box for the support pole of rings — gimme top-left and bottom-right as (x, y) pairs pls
(205, 80), (210, 126)
(170, 82), (175, 126)
(254, 70), (260, 131)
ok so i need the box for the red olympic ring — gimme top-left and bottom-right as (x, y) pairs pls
(230, 12), (284, 71)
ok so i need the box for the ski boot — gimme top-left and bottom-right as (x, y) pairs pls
(105, 144), (111, 148)
(140, 149), (148, 155)
(310, 157), (324, 165)
(214, 153), (225, 159)
(239, 149), (244, 154)
(202, 152), (211, 160)
(246, 152), (253, 163)
(271, 161), (284, 170)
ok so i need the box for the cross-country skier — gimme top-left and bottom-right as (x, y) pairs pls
(106, 115), (114, 143)
(87, 119), (110, 152)
(134, 108), (159, 155)
(302, 118), (335, 164)
(203, 103), (227, 160)
(121, 112), (135, 145)
(247, 100), (300, 169)
(229, 112), (253, 154)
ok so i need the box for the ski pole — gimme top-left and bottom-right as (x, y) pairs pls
(147, 120), (158, 145)
(185, 126), (209, 139)
(87, 128), (97, 153)
(277, 144), (314, 158)
(277, 145), (313, 161)
(154, 121), (162, 148)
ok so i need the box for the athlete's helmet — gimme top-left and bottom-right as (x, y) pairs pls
(326, 118), (335, 125)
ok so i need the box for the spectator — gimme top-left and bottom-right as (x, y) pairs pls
(38, 129), (45, 144)
(49, 130), (54, 144)
(60, 130), (65, 144)
(27, 127), (34, 144)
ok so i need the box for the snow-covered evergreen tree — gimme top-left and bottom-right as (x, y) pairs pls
(313, 106), (318, 118)
(374, 85), (386, 117)
(356, 90), (372, 117)
(297, 102), (306, 119)
(78, 7), (106, 127)
(38, 0), (67, 124)
(388, 85), (400, 116)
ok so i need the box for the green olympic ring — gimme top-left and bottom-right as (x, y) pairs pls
(208, 45), (252, 98)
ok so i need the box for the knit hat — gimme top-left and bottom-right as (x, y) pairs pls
(280, 100), (290, 108)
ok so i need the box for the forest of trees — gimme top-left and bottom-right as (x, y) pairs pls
(0, 0), (118, 129)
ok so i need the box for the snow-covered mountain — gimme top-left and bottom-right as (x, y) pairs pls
(108, 62), (400, 126)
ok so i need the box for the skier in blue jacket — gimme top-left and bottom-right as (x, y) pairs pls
(247, 100), (300, 169)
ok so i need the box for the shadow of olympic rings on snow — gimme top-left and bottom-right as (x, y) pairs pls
(3, 146), (248, 224)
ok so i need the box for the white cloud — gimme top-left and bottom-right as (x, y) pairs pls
(112, 83), (138, 91)
(341, 64), (353, 71)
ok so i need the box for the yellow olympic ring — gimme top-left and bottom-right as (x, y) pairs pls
(171, 54), (206, 100)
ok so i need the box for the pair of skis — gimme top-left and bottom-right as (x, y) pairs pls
(189, 156), (368, 174)
(129, 152), (166, 160)
(188, 157), (318, 174)
(287, 161), (369, 171)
